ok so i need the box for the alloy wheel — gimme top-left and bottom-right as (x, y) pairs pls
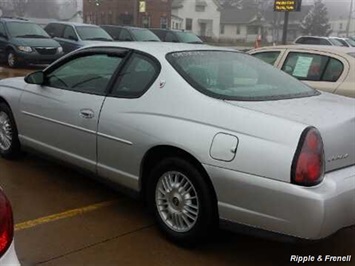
(155, 171), (199, 233)
(0, 111), (13, 151)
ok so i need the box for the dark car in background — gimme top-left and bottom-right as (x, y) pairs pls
(149, 29), (203, 44)
(44, 22), (113, 54)
(101, 25), (160, 42)
(0, 18), (63, 68)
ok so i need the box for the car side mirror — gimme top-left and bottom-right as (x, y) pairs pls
(25, 71), (45, 85)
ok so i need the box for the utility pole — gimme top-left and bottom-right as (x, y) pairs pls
(282, 11), (289, 44)
(346, 0), (354, 37)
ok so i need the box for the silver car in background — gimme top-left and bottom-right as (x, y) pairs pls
(0, 43), (354, 244)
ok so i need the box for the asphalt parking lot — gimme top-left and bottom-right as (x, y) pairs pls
(0, 66), (354, 266)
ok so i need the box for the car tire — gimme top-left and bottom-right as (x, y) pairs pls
(7, 50), (19, 68)
(147, 157), (217, 245)
(0, 103), (21, 159)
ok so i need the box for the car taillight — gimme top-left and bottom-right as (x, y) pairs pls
(0, 190), (13, 257)
(291, 127), (325, 186)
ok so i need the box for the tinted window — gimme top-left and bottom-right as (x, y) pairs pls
(63, 26), (77, 40)
(111, 53), (159, 97)
(44, 23), (65, 38)
(322, 58), (344, 82)
(151, 29), (166, 40)
(252, 51), (281, 65)
(165, 32), (178, 42)
(0, 23), (6, 37)
(282, 52), (330, 81)
(46, 54), (123, 94)
(345, 38), (355, 47)
(175, 32), (203, 43)
(76, 26), (112, 41)
(118, 29), (133, 41)
(167, 51), (316, 101)
(101, 26), (121, 40)
(7, 22), (50, 38)
(131, 29), (160, 41)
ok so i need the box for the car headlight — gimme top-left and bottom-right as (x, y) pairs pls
(17, 46), (33, 53)
(57, 46), (63, 53)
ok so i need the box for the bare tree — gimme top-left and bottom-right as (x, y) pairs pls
(0, 0), (28, 17)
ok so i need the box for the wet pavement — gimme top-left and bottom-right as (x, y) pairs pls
(0, 66), (354, 265)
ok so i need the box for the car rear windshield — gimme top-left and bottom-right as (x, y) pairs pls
(76, 26), (113, 41)
(167, 51), (318, 101)
(7, 22), (50, 38)
(175, 32), (203, 43)
(131, 29), (160, 41)
(329, 38), (345, 46)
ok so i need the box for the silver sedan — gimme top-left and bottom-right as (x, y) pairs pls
(0, 43), (354, 244)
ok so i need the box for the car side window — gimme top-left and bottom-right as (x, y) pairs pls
(45, 54), (123, 94)
(252, 51), (281, 65)
(165, 32), (178, 42)
(103, 27), (121, 40)
(0, 23), (6, 38)
(119, 29), (132, 41)
(45, 24), (65, 38)
(282, 52), (329, 81)
(322, 58), (344, 82)
(111, 53), (159, 98)
(63, 26), (78, 41)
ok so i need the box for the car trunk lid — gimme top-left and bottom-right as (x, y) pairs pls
(226, 93), (355, 172)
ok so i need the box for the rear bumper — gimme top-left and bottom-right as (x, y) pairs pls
(204, 164), (355, 240)
(0, 241), (20, 266)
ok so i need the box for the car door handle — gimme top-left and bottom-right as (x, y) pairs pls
(80, 109), (94, 119)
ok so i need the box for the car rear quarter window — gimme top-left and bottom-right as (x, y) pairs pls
(45, 54), (123, 94)
(252, 51), (281, 65)
(111, 53), (160, 98)
(282, 52), (343, 82)
(167, 50), (317, 101)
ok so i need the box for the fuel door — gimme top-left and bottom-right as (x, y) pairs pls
(210, 133), (239, 162)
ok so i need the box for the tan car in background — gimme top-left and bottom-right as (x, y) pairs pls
(248, 45), (355, 98)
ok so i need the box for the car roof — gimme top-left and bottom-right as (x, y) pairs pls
(0, 18), (31, 23)
(101, 25), (148, 30)
(295, 36), (330, 40)
(82, 42), (236, 58)
(250, 44), (355, 55)
(47, 21), (99, 27)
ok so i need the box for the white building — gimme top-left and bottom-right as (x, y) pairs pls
(171, 0), (222, 40)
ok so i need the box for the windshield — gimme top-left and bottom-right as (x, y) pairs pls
(167, 51), (318, 101)
(131, 29), (160, 41)
(76, 26), (113, 41)
(175, 32), (203, 43)
(345, 38), (355, 47)
(329, 38), (345, 46)
(7, 22), (50, 38)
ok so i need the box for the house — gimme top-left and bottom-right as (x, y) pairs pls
(220, 8), (264, 43)
(219, 5), (312, 44)
(326, 1), (355, 37)
(171, 0), (222, 40)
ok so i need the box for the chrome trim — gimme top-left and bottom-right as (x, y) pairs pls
(97, 132), (133, 146)
(21, 111), (96, 135)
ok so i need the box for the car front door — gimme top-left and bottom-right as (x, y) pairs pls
(97, 52), (160, 190)
(18, 49), (127, 172)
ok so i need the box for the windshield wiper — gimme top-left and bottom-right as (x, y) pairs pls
(16, 34), (49, 39)
(142, 40), (160, 42)
(187, 41), (203, 44)
(86, 37), (112, 41)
